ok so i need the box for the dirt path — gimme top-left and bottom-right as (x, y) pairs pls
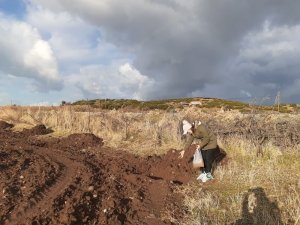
(0, 122), (197, 225)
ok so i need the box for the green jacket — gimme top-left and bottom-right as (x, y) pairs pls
(183, 124), (217, 151)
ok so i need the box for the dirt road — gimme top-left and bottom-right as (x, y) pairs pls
(0, 121), (196, 225)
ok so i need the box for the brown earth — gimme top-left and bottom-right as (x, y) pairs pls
(0, 121), (13, 130)
(22, 124), (54, 136)
(0, 124), (202, 225)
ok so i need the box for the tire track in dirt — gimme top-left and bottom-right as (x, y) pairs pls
(1, 148), (38, 223)
(7, 150), (81, 224)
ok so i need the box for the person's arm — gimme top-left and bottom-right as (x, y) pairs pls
(179, 133), (194, 158)
(199, 126), (210, 149)
(183, 133), (194, 151)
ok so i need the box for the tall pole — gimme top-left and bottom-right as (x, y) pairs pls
(277, 91), (280, 112)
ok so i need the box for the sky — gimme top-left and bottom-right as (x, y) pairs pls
(0, 0), (300, 105)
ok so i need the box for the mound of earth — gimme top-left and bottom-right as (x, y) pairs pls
(0, 121), (13, 130)
(60, 133), (104, 150)
(145, 148), (195, 184)
(0, 123), (207, 225)
(22, 124), (53, 136)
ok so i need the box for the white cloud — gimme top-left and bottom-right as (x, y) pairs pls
(29, 101), (59, 106)
(24, 40), (59, 80)
(240, 90), (252, 98)
(118, 63), (155, 99)
(26, 6), (97, 63)
(25, 5), (130, 69)
(0, 13), (62, 90)
(24, 5), (141, 100)
(67, 63), (155, 100)
(119, 63), (148, 86)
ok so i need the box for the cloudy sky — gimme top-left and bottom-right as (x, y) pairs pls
(0, 0), (300, 105)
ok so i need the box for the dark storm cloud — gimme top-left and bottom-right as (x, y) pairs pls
(32, 0), (300, 102)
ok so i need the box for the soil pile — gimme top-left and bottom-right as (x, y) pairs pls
(145, 148), (195, 184)
(0, 124), (199, 225)
(0, 121), (13, 130)
(22, 124), (53, 136)
(57, 133), (104, 150)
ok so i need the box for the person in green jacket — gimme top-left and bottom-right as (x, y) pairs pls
(180, 120), (220, 182)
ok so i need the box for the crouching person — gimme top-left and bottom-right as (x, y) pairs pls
(179, 120), (220, 182)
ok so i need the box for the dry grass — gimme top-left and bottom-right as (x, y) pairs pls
(0, 106), (299, 224)
(1, 105), (299, 151)
(1, 105), (299, 152)
(0, 106), (185, 154)
(181, 136), (300, 225)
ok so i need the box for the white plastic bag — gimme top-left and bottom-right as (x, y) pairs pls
(193, 147), (204, 168)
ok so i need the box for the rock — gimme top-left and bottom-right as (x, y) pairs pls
(88, 186), (94, 192)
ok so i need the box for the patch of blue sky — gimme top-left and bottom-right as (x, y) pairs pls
(0, 75), (63, 106)
(87, 28), (102, 49)
(0, 77), (28, 105)
(39, 30), (52, 41)
(0, 0), (26, 19)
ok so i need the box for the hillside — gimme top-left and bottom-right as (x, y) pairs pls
(70, 97), (300, 113)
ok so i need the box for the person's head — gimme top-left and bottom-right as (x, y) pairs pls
(192, 120), (201, 128)
(182, 119), (202, 135)
(182, 120), (193, 135)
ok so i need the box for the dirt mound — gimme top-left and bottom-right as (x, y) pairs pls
(0, 121), (13, 130)
(22, 124), (53, 135)
(0, 124), (200, 225)
(145, 148), (195, 184)
(43, 133), (104, 151)
(62, 133), (104, 149)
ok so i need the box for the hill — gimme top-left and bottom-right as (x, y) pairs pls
(70, 97), (300, 113)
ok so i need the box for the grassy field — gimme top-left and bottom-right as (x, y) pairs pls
(0, 100), (299, 224)
(181, 136), (300, 225)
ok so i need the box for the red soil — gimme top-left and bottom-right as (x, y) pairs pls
(0, 124), (199, 225)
